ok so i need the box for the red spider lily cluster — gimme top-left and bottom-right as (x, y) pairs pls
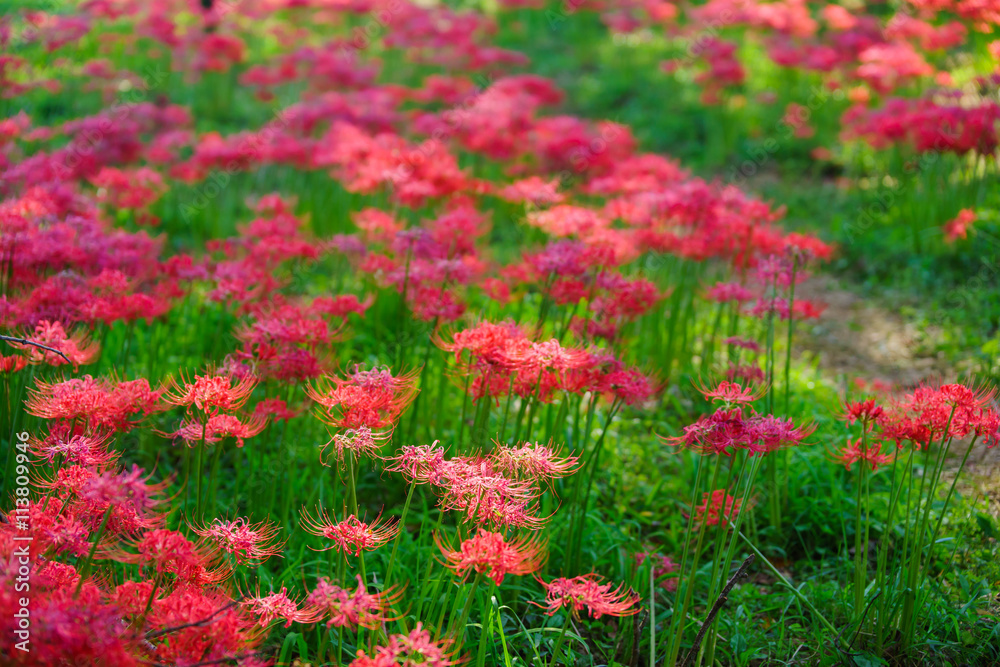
(693, 489), (752, 528)
(0, 456), (267, 665)
(307, 365), (420, 431)
(26, 374), (164, 433)
(662, 381), (815, 456)
(436, 321), (658, 407)
(161, 369), (266, 448)
(435, 529), (547, 586)
(384, 440), (578, 530)
(535, 573), (641, 620)
(829, 383), (999, 471)
(300, 509), (400, 557)
(307, 575), (403, 630)
(580, 0), (1000, 161)
(2, 0), (997, 663)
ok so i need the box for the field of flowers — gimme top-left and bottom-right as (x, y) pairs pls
(2, 0), (999, 665)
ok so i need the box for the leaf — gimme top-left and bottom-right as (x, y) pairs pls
(278, 632), (300, 667)
(975, 513), (998, 539)
(852, 653), (887, 667)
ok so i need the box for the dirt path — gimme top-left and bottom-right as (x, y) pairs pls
(794, 274), (949, 388)
(795, 274), (1000, 505)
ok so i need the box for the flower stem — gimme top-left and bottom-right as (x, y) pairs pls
(548, 609), (574, 667)
(384, 481), (416, 590)
(75, 504), (114, 598)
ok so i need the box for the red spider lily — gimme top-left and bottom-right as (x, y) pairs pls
(662, 407), (813, 456)
(749, 414), (815, 455)
(591, 274), (665, 322)
(0, 354), (28, 373)
(36, 463), (169, 541)
(437, 459), (546, 529)
(140, 586), (263, 665)
(853, 378), (894, 395)
(15, 497), (94, 557)
(433, 320), (525, 365)
(79, 465), (167, 515)
(253, 398), (301, 422)
(535, 573), (640, 620)
(635, 550), (680, 592)
(352, 208), (403, 244)
(306, 365), (420, 430)
(832, 438), (896, 472)
(749, 297), (826, 321)
(162, 369), (259, 415)
(879, 381), (999, 447)
(300, 508), (399, 556)
(15, 320), (100, 368)
(842, 399), (885, 426)
(943, 209), (976, 242)
(501, 339), (592, 376)
(755, 253), (806, 292)
(706, 282), (755, 303)
(489, 440), (580, 483)
(693, 489), (752, 528)
(727, 364), (766, 385)
(319, 425), (389, 464)
(25, 374), (164, 433)
(384, 442), (448, 484)
(306, 575), (404, 630)
(350, 623), (460, 667)
(496, 176), (565, 205)
(584, 358), (660, 407)
(661, 407), (749, 455)
(164, 413), (268, 448)
(89, 166), (166, 209)
(724, 337), (761, 353)
(107, 528), (230, 586)
(241, 586), (322, 628)
(233, 298), (347, 382)
(191, 517), (286, 565)
(842, 97), (1000, 157)
(435, 529), (547, 586)
(32, 430), (118, 467)
(696, 380), (766, 406)
(0, 560), (136, 664)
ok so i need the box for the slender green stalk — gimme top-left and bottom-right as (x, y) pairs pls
(207, 438), (225, 517)
(384, 481), (416, 590)
(548, 609), (574, 667)
(782, 258), (797, 417)
(451, 573), (484, 640)
(75, 504), (114, 598)
(924, 435), (979, 581)
(570, 400), (620, 573)
(662, 455), (705, 662)
(853, 435), (866, 615)
(194, 412), (208, 521)
(498, 375), (516, 442)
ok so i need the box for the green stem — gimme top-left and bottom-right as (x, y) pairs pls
(75, 504), (114, 598)
(922, 435), (979, 584)
(207, 439), (225, 517)
(384, 481), (416, 590)
(451, 573), (484, 640)
(548, 609), (574, 667)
